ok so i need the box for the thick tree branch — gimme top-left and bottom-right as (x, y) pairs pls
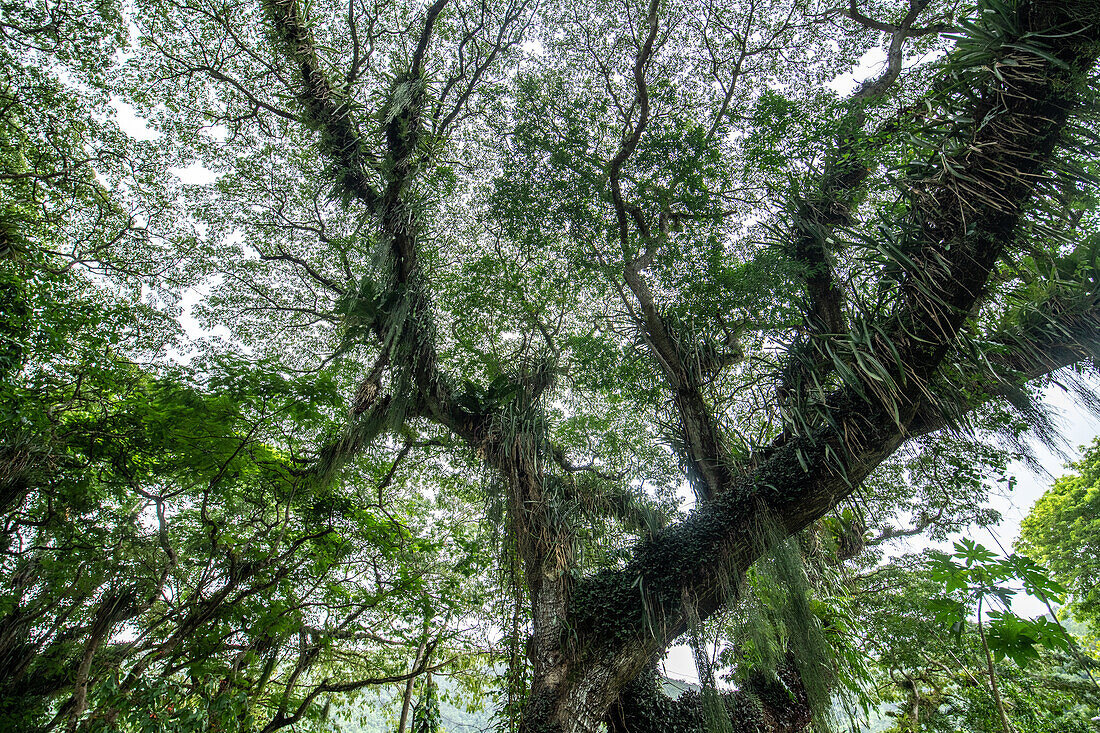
(411, 0), (450, 79)
(605, 0), (737, 502)
(837, 0), (954, 40)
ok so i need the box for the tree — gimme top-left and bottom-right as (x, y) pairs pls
(1020, 437), (1100, 635)
(855, 551), (1098, 733)
(5, 0), (1100, 730)
(925, 539), (1076, 732)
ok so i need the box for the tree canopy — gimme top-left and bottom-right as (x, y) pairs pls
(3, 0), (1100, 730)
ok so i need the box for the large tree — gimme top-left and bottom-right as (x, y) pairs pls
(4, 0), (1100, 730)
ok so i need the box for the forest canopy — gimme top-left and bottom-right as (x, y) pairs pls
(3, 0), (1100, 730)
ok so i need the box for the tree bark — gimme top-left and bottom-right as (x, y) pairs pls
(978, 597), (1015, 733)
(398, 634), (429, 733)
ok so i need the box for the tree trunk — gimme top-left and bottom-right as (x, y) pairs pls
(398, 633), (429, 733)
(978, 597), (1014, 733)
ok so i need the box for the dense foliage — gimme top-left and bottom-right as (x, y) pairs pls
(854, 550), (1098, 733)
(1020, 437), (1100, 635)
(4, 0), (1100, 730)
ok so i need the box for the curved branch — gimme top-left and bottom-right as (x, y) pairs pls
(265, 0), (381, 207)
(410, 0), (450, 79)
